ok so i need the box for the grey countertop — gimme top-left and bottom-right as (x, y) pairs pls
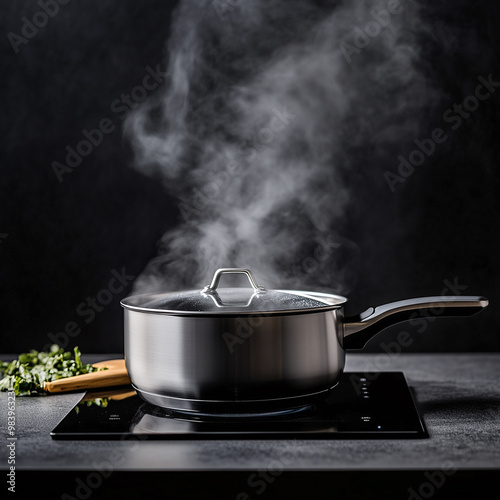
(1, 353), (499, 499)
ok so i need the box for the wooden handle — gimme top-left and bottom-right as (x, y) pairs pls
(44, 359), (131, 393)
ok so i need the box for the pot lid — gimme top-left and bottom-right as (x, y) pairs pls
(121, 268), (346, 315)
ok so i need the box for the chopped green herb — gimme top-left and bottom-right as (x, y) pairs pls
(0, 345), (102, 396)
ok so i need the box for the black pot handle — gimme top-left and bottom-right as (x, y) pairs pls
(343, 296), (488, 350)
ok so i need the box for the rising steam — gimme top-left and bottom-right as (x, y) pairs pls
(125, 0), (434, 293)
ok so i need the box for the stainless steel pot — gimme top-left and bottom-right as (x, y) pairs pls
(121, 268), (488, 413)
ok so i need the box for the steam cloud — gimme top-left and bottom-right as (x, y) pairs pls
(125, 0), (435, 294)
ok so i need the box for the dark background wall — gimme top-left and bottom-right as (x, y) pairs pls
(0, 0), (498, 354)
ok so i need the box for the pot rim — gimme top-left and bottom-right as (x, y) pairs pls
(120, 290), (348, 317)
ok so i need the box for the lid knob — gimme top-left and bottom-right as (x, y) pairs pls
(201, 268), (266, 295)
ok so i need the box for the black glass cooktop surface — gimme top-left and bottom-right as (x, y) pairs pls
(51, 372), (427, 439)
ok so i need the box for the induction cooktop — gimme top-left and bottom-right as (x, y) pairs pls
(51, 372), (427, 439)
